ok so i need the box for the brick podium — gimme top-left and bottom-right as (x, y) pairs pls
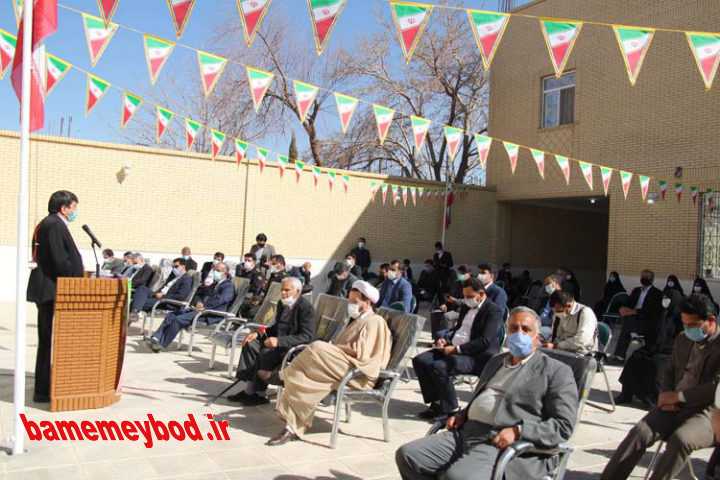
(50, 277), (129, 412)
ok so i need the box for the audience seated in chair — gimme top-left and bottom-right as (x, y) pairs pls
(201, 252), (225, 281)
(149, 262), (234, 352)
(601, 294), (720, 480)
(556, 267), (581, 302)
(417, 259), (439, 302)
(377, 259), (413, 313)
(396, 307), (578, 480)
(614, 269), (664, 361)
(119, 251), (137, 277)
(227, 277), (315, 406)
(593, 271), (626, 317)
(130, 257), (193, 315)
(235, 253), (266, 295)
(240, 254), (289, 320)
(100, 248), (124, 276)
(326, 262), (358, 298)
(372, 263), (390, 288)
(543, 290), (597, 355)
(438, 265), (471, 313)
(195, 252), (226, 301)
(268, 280), (391, 446)
(413, 278), (504, 420)
(477, 263), (509, 317)
(343, 253), (363, 278)
(180, 246), (197, 272)
(129, 253), (154, 289)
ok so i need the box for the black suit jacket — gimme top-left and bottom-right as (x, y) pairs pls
(131, 264), (154, 289)
(350, 246), (371, 270)
(200, 261), (214, 280)
(628, 285), (664, 346)
(269, 295), (316, 349)
(27, 214), (84, 305)
(446, 300), (503, 361)
(185, 257), (198, 272)
(165, 274), (193, 301)
(236, 266), (266, 295)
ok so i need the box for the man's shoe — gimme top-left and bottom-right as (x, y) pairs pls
(149, 338), (162, 353)
(417, 404), (442, 420)
(227, 391), (251, 402)
(240, 394), (270, 406)
(637, 396), (655, 409)
(614, 393), (633, 405)
(33, 394), (50, 403)
(266, 429), (299, 446)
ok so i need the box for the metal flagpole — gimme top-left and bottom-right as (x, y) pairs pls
(13, 0), (34, 456)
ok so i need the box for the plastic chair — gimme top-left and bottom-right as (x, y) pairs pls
(143, 270), (201, 338)
(602, 291), (630, 325)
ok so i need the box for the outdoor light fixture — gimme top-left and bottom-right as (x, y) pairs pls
(647, 192), (660, 204)
(589, 198), (596, 204)
(116, 164), (132, 184)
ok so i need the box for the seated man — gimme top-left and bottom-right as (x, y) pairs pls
(119, 251), (137, 277)
(201, 252), (225, 281)
(227, 277), (315, 406)
(543, 290), (597, 355)
(477, 263), (509, 317)
(414, 278), (504, 420)
(101, 249), (125, 276)
(129, 253), (154, 289)
(269, 280), (392, 445)
(195, 252), (226, 302)
(344, 253), (363, 278)
(538, 274), (563, 329)
(614, 269), (664, 360)
(372, 263), (390, 288)
(180, 246), (197, 272)
(235, 253), (266, 295)
(326, 262), (358, 298)
(417, 259), (439, 301)
(601, 294), (720, 480)
(377, 259), (413, 312)
(396, 307), (578, 480)
(239, 254), (289, 320)
(149, 262), (234, 352)
(438, 265), (471, 313)
(130, 258), (193, 315)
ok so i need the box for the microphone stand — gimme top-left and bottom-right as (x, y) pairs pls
(91, 240), (100, 278)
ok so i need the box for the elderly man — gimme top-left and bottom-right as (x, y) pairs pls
(602, 294), (720, 480)
(129, 253), (154, 289)
(544, 290), (597, 355)
(149, 262), (234, 351)
(396, 307), (578, 480)
(227, 277), (315, 406)
(268, 280), (392, 446)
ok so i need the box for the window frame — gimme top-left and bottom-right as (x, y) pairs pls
(540, 71), (576, 129)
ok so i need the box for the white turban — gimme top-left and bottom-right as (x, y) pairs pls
(352, 280), (379, 304)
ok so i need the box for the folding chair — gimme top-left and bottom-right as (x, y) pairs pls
(143, 270), (201, 338)
(588, 321), (616, 412)
(644, 440), (699, 480)
(602, 292), (630, 325)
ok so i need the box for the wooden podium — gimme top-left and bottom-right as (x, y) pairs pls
(50, 277), (129, 412)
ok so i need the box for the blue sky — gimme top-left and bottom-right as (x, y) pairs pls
(0, 0), (503, 152)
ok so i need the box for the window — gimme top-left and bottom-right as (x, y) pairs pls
(541, 72), (575, 128)
(700, 193), (720, 279)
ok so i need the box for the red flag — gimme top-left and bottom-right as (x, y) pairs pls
(11, 0), (58, 132)
(444, 187), (455, 229)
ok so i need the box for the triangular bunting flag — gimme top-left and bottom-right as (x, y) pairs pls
(143, 35), (175, 85)
(12, 0), (22, 27)
(467, 10), (509, 70)
(639, 175), (650, 202)
(85, 74), (110, 116)
(210, 129), (226, 159)
(184, 118), (202, 151)
(381, 183), (388, 204)
(411, 116), (431, 151)
(120, 92), (142, 128)
(373, 104), (395, 145)
(444, 126), (464, 159)
(691, 186), (699, 206)
(502, 141), (519, 174)
(81, 13), (118, 67)
(410, 186), (417, 206)
(600, 166), (613, 196)
(659, 180), (668, 200)
(401, 186), (408, 206)
(334, 92), (358, 133)
(197, 51), (228, 97)
(312, 166), (321, 187)
(341, 174), (350, 193)
(474, 134), (492, 169)
(675, 183), (684, 202)
(620, 170), (633, 199)
(307, 0), (346, 55)
(391, 184), (399, 205)
(246, 66), (274, 112)
(389, 1), (433, 63)
(256, 147), (269, 173)
(277, 154), (289, 177)
(167, 0), (196, 37)
(46, 54), (71, 96)
(234, 139), (249, 166)
(578, 161), (593, 189)
(555, 155), (570, 184)
(294, 160), (305, 183)
(328, 170), (336, 190)
(293, 80), (320, 123)
(237, 0), (272, 47)
(539, 19), (583, 78)
(418, 186), (424, 200)
(369, 181), (379, 202)
(686, 32), (720, 90)
(530, 148), (545, 179)
(613, 26), (655, 86)
(0, 29), (17, 79)
(156, 106), (174, 143)
(96, 0), (119, 25)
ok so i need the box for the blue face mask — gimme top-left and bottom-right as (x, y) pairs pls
(67, 211), (78, 222)
(684, 325), (708, 343)
(507, 332), (534, 358)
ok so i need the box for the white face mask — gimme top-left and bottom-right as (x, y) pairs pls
(662, 297), (672, 308)
(345, 259), (354, 268)
(694, 285), (702, 293)
(464, 297), (480, 309)
(387, 270), (399, 281)
(477, 273), (491, 285)
(545, 284), (556, 295)
(243, 261), (254, 271)
(172, 267), (183, 278)
(348, 303), (362, 319)
(357, 242), (365, 249)
(667, 281), (675, 288)
(213, 259), (220, 265)
(212, 270), (225, 282)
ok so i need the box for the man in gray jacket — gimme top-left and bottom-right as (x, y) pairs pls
(396, 306), (578, 480)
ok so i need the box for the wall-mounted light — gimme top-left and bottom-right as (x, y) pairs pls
(116, 164), (131, 184)
(589, 198), (596, 204)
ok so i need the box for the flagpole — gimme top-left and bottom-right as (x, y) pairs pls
(441, 180), (449, 245)
(13, 0), (34, 456)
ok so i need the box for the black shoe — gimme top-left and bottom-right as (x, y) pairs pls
(240, 393), (270, 406)
(637, 396), (655, 409)
(149, 337), (162, 353)
(417, 403), (442, 420)
(266, 429), (299, 446)
(227, 391), (251, 402)
(33, 394), (49, 403)
(614, 393), (633, 404)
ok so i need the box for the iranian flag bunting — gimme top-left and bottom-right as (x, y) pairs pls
(686, 32), (720, 90)
(246, 66), (274, 112)
(143, 35), (175, 85)
(555, 155), (570, 184)
(675, 183), (684, 202)
(475, 134), (492, 169)
(294, 160), (305, 183)
(530, 148), (545, 179)
(600, 166), (613, 196)
(578, 161), (593, 189)
(391, 185), (399, 206)
(328, 170), (336, 190)
(334, 92), (358, 133)
(307, 0), (346, 54)
(613, 26), (655, 86)
(197, 51), (227, 97)
(411, 116), (431, 150)
(96, 0), (119, 24)
(402, 186), (408, 206)
(12, 0), (22, 27)
(369, 181), (378, 202)
(691, 186), (699, 206)
(81, 13), (118, 66)
(373, 104), (394, 145)
(639, 175), (650, 202)
(341, 174), (349, 193)
(312, 166), (321, 187)
(156, 106), (174, 142)
(294, 80), (319, 123)
(620, 170), (633, 199)
(184, 118), (202, 151)
(46, 54), (71, 95)
(540, 19), (583, 78)
(0, 29), (16, 79)
(85, 73), (110, 116)
(237, 0), (272, 47)
(444, 126), (464, 159)
(502, 141), (519, 174)
(381, 183), (388, 205)
(120, 92), (142, 128)
(277, 154), (289, 177)
(167, 0), (196, 37)
(210, 129), (226, 159)
(410, 186), (417, 206)
(389, 1), (433, 63)
(418, 186), (424, 200)
(234, 139), (249, 165)
(659, 180), (668, 200)
(467, 10), (509, 70)
(256, 146), (269, 173)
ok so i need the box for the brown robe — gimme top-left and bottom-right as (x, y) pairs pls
(276, 311), (392, 436)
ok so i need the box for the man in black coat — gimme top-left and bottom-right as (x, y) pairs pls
(432, 241), (454, 295)
(228, 276), (316, 405)
(349, 237), (371, 278)
(130, 257), (193, 314)
(128, 253), (154, 289)
(235, 253), (266, 295)
(413, 278), (504, 420)
(180, 246), (197, 272)
(614, 269), (665, 359)
(27, 190), (85, 403)
(201, 252), (225, 281)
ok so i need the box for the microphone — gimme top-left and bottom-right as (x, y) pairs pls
(82, 224), (102, 247)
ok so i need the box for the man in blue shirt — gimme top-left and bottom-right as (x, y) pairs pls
(377, 259), (413, 312)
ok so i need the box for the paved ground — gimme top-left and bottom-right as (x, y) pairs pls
(0, 302), (712, 479)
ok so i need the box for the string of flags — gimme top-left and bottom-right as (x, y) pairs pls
(368, 181), (473, 208)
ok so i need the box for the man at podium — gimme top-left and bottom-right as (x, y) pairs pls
(26, 190), (84, 403)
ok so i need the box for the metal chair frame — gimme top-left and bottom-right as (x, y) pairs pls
(143, 270), (202, 338)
